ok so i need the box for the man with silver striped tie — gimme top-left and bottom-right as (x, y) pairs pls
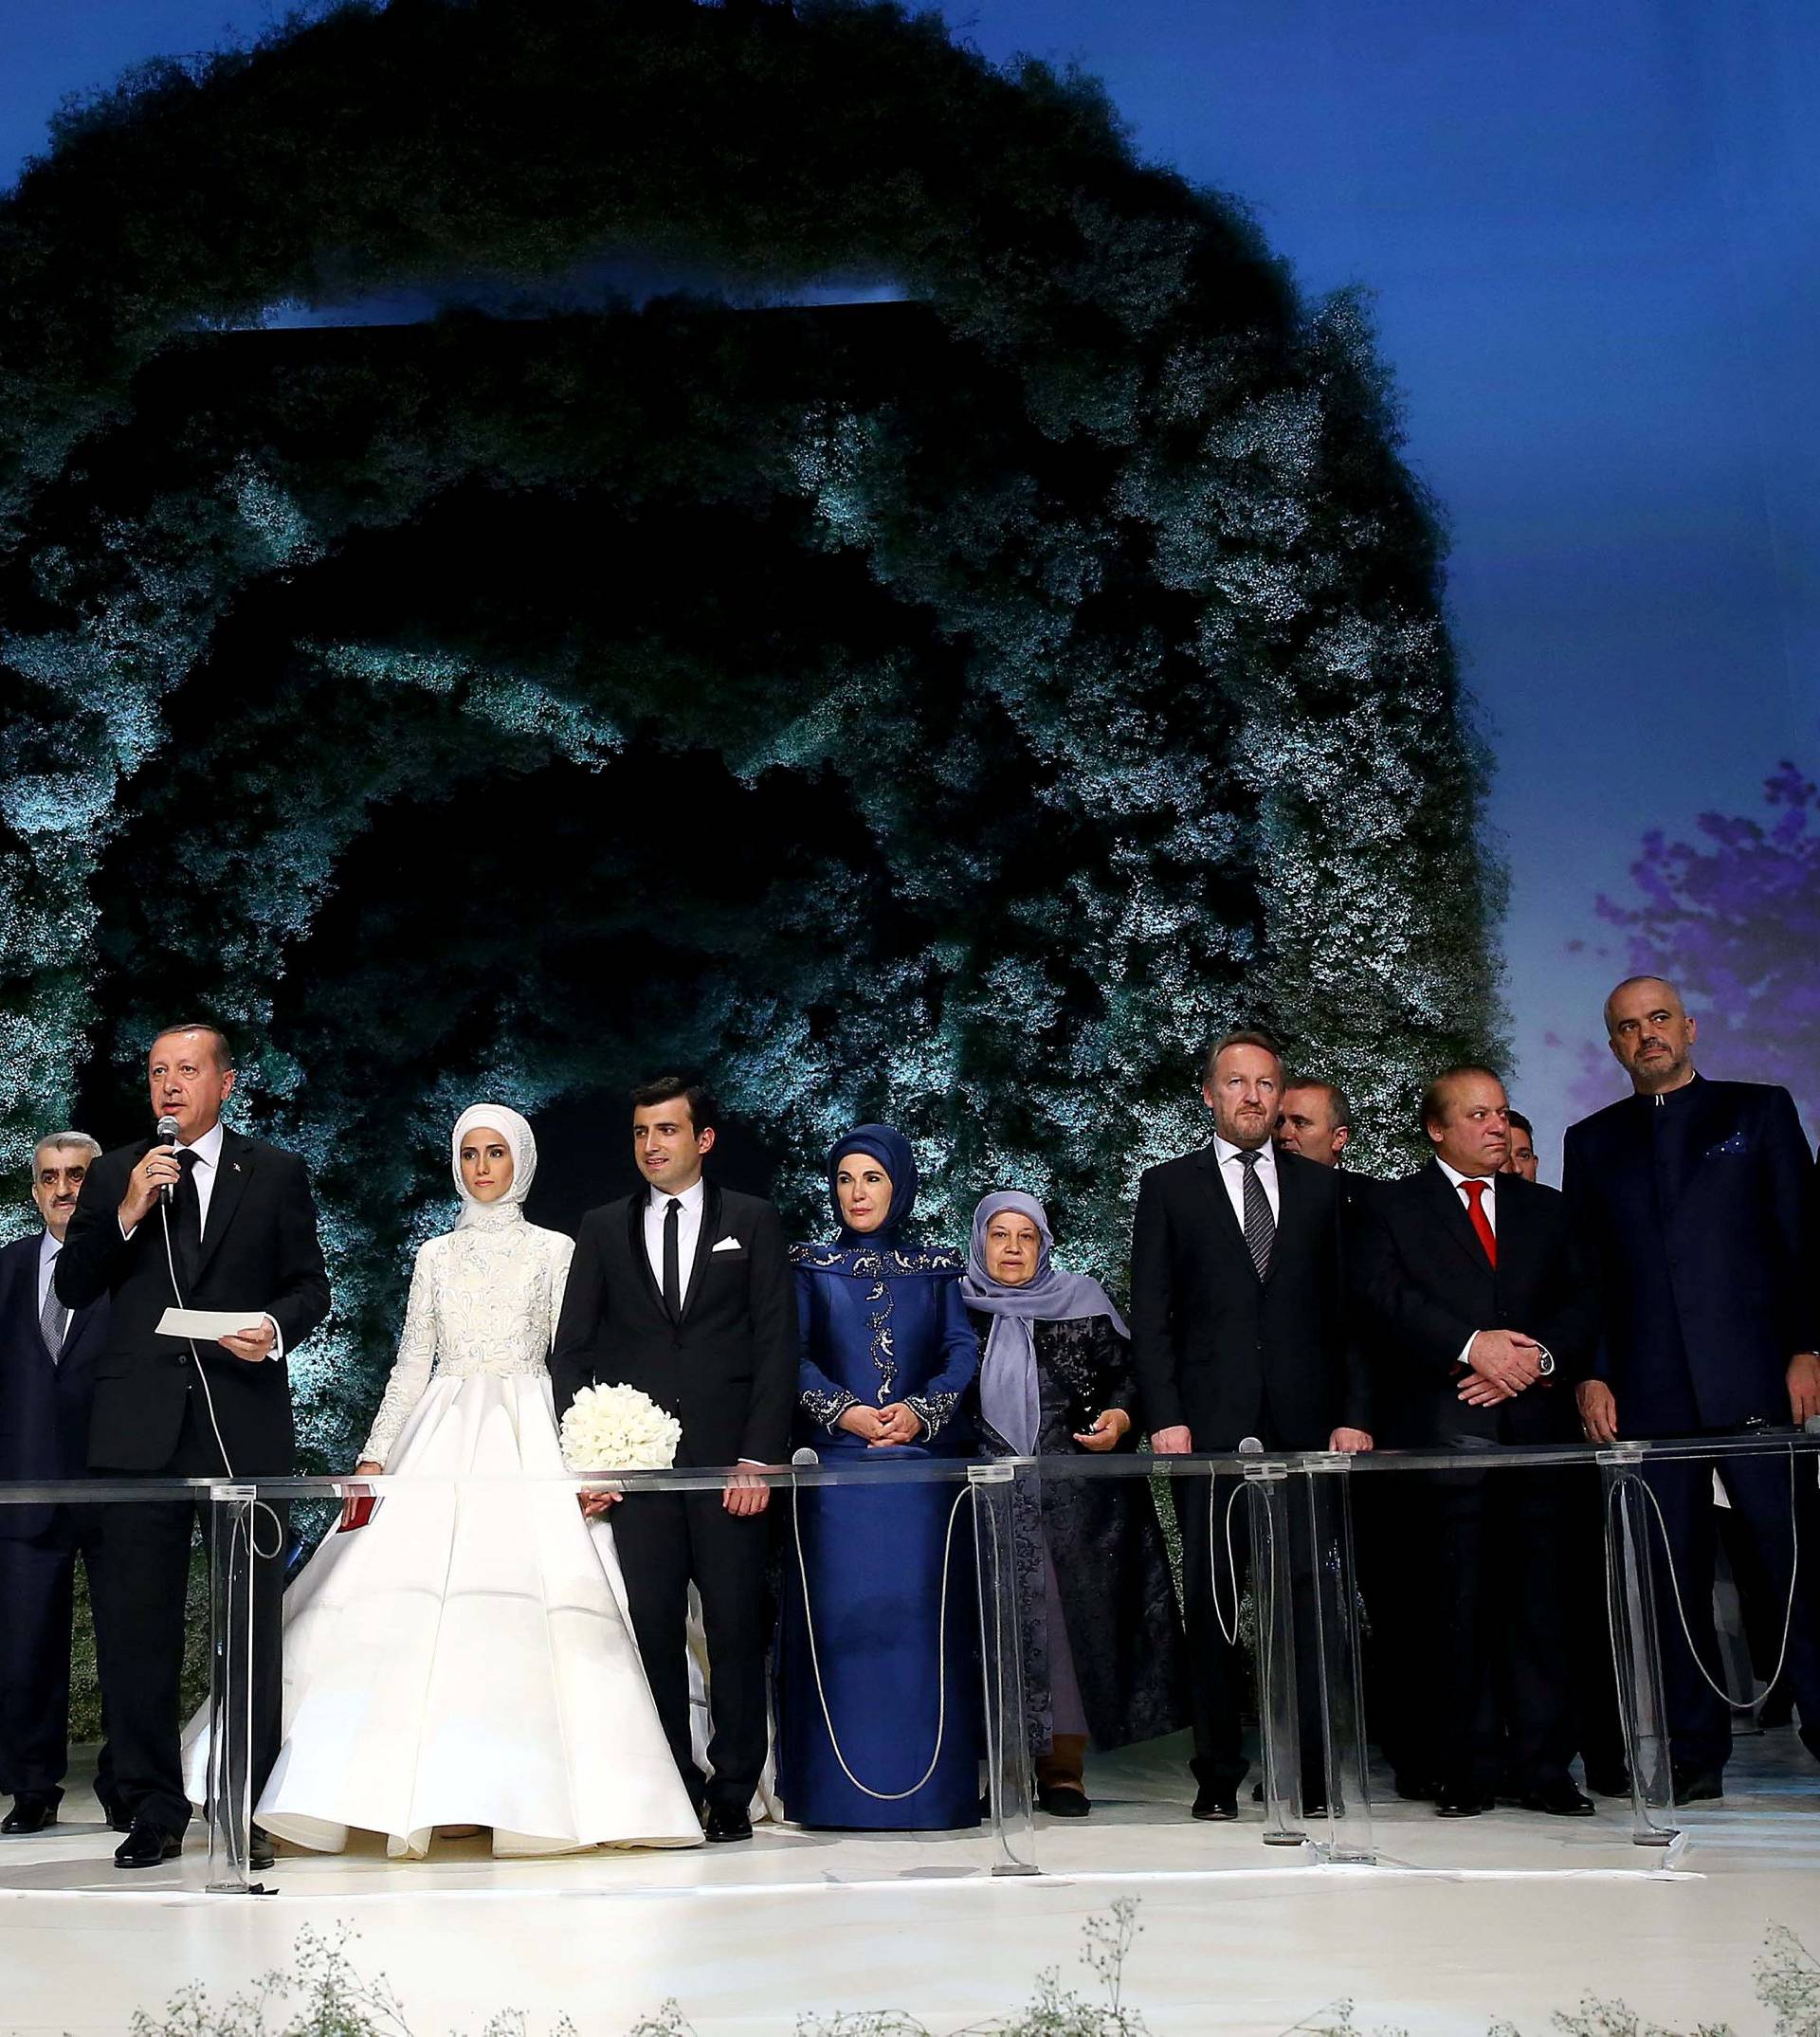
(0, 1133), (117, 1838)
(1130, 1031), (1373, 1823)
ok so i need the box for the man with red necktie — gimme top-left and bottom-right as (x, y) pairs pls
(1354, 1065), (1598, 1817)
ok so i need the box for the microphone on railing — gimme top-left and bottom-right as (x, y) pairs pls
(791, 1446), (820, 1467)
(155, 1115), (181, 1203)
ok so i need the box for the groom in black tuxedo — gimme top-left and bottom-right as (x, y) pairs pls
(55, 1024), (330, 1868)
(552, 1077), (795, 1843)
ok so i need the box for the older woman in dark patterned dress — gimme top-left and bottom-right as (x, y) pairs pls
(962, 1191), (1188, 1816)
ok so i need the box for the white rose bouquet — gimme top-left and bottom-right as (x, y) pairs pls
(559, 1382), (682, 1491)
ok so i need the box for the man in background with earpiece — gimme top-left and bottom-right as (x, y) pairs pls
(55, 1023), (330, 1872)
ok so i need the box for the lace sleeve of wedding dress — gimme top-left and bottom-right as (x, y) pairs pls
(543, 1228), (576, 1353)
(358, 1239), (442, 1466)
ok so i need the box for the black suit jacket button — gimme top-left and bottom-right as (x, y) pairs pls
(173, 1351), (190, 1367)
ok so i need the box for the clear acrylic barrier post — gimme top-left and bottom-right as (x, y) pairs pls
(1299, 1455), (1374, 1864)
(970, 1461), (1039, 1874)
(771, 1453), (1040, 1880)
(1598, 1446), (1681, 1848)
(1245, 1456), (1305, 1846)
(205, 1483), (258, 1892)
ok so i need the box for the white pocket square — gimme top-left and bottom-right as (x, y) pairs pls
(712, 1236), (743, 1252)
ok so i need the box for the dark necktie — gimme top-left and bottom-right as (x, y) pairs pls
(173, 1148), (203, 1290)
(1237, 1149), (1274, 1280)
(662, 1196), (682, 1318)
(1462, 1178), (1497, 1266)
(40, 1253), (67, 1363)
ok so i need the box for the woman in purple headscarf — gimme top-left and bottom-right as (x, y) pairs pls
(963, 1191), (1187, 1816)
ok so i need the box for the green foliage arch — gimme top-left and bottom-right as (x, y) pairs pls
(0, 0), (1504, 1461)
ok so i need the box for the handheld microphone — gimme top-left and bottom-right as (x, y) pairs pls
(791, 1446), (821, 1467)
(1238, 1436), (1264, 1456)
(155, 1115), (181, 1203)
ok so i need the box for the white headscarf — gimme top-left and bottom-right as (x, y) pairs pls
(450, 1103), (537, 1229)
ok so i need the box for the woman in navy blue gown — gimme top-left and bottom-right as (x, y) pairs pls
(775, 1124), (982, 1830)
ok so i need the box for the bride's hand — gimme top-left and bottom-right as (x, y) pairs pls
(339, 1462), (382, 1530)
(578, 1487), (620, 1519)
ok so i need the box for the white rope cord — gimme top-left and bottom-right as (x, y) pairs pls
(158, 1200), (287, 1559)
(1609, 1447), (1804, 1714)
(789, 1475), (969, 1802)
(1207, 1474), (1249, 1646)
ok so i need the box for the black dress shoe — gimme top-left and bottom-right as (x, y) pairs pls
(1519, 1778), (1596, 1817)
(115, 1817), (182, 1869)
(703, 1803), (753, 1844)
(249, 1826), (276, 1872)
(1671, 1763), (1724, 1804)
(95, 1793), (134, 1834)
(1036, 1782), (1091, 1817)
(1393, 1773), (1443, 1803)
(1192, 1785), (1238, 1821)
(1435, 1784), (1489, 1816)
(1249, 1781), (1328, 1816)
(2, 1794), (57, 1836)
(1582, 1764), (1630, 1799)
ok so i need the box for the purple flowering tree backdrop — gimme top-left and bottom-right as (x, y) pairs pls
(1564, 759), (1820, 1133)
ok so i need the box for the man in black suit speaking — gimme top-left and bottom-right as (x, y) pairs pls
(552, 1077), (796, 1844)
(1131, 1030), (1372, 1821)
(55, 1024), (330, 1869)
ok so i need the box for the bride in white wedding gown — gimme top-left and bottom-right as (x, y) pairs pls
(246, 1103), (701, 1858)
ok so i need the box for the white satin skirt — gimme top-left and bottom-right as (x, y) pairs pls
(203, 1373), (703, 1858)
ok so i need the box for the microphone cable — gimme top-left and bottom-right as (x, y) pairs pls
(1607, 1443), (1807, 1719)
(156, 1173), (286, 1564)
(787, 1451), (968, 1804)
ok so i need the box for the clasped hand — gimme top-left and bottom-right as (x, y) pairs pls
(838, 1402), (924, 1447)
(1148, 1423), (1371, 1455)
(575, 1468), (774, 1519)
(1458, 1328), (1544, 1405)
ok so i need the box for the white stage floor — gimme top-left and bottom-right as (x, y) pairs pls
(3, 1730), (1816, 2034)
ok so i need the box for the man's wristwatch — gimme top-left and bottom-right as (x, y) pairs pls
(1534, 1344), (1556, 1378)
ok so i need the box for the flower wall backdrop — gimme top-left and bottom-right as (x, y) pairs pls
(0, 0), (1503, 1464)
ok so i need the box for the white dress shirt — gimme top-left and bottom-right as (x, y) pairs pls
(179, 1119), (228, 1235)
(1435, 1156), (1498, 1235)
(1211, 1133), (1280, 1229)
(643, 1174), (706, 1300)
(1436, 1157), (1497, 1372)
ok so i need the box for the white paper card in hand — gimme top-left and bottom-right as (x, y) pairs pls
(156, 1307), (264, 1340)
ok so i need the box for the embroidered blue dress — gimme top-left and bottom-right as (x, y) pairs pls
(775, 1129), (982, 1830)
